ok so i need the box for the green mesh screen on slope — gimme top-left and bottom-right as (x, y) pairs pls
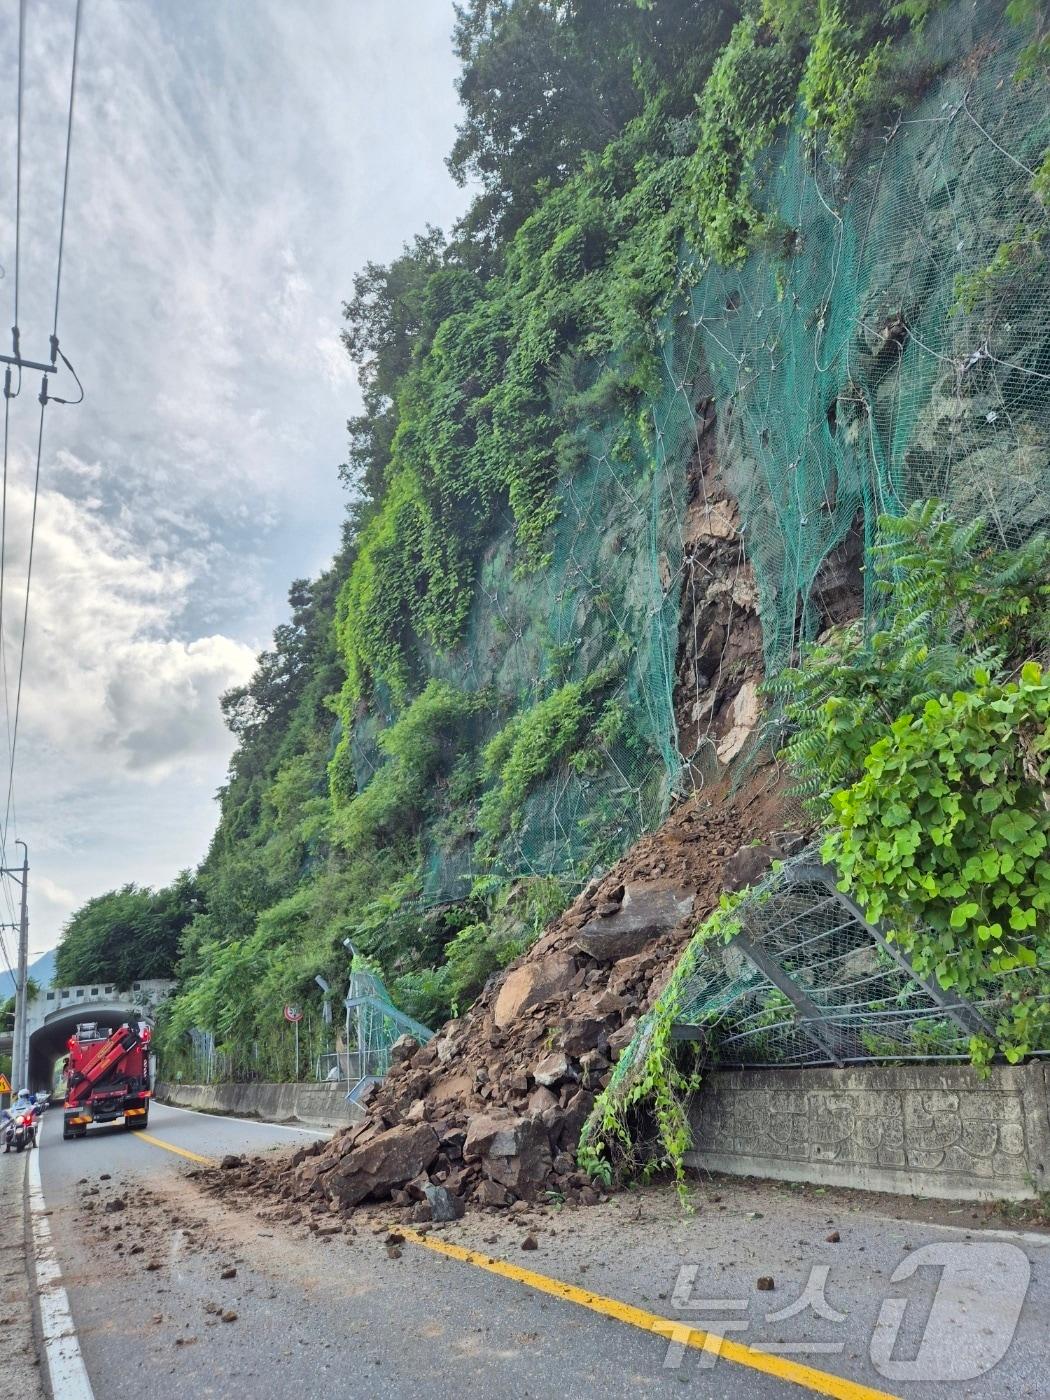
(691, 3), (1050, 675)
(365, 2), (1050, 908)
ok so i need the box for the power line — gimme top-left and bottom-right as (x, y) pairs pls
(12, 0), (25, 374)
(51, 0), (83, 344)
(1, 0), (85, 847)
(2, 391), (45, 846)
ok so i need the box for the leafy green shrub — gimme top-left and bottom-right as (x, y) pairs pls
(800, 4), (889, 162)
(687, 17), (804, 265)
(952, 223), (1046, 314)
(825, 663), (1050, 1061)
(478, 677), (599, 840)
(772, 502), (1050, 804)
(332, 680), (478, 848)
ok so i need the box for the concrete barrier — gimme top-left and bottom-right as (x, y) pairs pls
(155, 1079), (365, 1129)
(686, 1061), (1050, 1201)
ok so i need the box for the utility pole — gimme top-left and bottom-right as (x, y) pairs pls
(6, 842), (29, 1091)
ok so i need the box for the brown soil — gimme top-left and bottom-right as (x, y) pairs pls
(202, 424), (811, 1228)
(200, 750), (801, 1226)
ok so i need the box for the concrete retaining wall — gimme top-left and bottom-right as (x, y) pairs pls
(686, 1061), (1050, 1201)
(155, 1080), (364, 1129)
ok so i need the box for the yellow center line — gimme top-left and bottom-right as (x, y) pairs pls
(400, 1227), (899, 1400)
(128, 1128), (897, 1399)
(135, 1131), (213, 1165)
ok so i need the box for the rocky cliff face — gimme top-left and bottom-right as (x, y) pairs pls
(199, 8), (1049, 1210)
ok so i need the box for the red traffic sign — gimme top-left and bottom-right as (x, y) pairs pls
(283, 1004), (303, 1023)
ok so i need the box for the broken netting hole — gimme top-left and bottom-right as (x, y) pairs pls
(826, 398), (838, 436)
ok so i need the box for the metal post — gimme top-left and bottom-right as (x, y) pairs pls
(731, 924), (845, 1068)
(294, 1017), (299, 1083)
(10, 842), (29, 1090)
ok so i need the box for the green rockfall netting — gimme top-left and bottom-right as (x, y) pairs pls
(692, 4), (1050, 675)
(361, 4), (1049, 907)
(344, 963), (434, 1085)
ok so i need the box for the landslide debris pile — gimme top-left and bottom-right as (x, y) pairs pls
(204, 773), (795, 1221)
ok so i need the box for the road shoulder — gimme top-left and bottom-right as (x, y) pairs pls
(0, 1148), (47, 1400)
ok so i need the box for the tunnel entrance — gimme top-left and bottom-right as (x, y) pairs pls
(27, 1004), (154, 1092)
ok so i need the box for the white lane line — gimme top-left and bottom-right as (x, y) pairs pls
(27, 1136), (95, 1400)
(157, 1100), (334, 1137)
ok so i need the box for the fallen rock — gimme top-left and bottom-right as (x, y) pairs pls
(484, 1119), (552, 1199)
(527, 1086), (558, 1114)
(424, 1184), (465, 1223)
(521, 1234), (538, 1251)
(492, 952), (576, 1030)
(531, 1052), (572, 1088)
(757, 1277), (775, 1291)
(722, 842), (776, 892)
(574, 884), (694, 962)
(326, 1122), (440, 1207)
(390, 1033), (421, 1065)
(463, 1113), (526, 1160)
(475, 1179), (511, 1208)
(220, 1155), (245, 1170)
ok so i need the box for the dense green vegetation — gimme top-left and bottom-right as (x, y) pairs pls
(50, 0), (1048, 1085)
(54, 879), (200, 990)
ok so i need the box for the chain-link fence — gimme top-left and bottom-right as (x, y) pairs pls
(670, 847), (1048, 1069)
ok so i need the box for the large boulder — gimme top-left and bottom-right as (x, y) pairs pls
(716, 679), (761, 764)
(574, 884), (694, 962)
(463, 1112), (553, 1200)
(325, 1121), (440, 1207)
(531, 1052), (572, 1087)
(389, 1034), (421, 1065)
(492, 952), (576, 1029)
(463, 1113), (524, 1160)
(424, 1183), (465, 1222)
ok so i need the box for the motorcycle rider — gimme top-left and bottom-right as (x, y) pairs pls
(3, 1089), (38, 1151)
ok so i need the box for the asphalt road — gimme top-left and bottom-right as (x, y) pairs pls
(26, 1100), (1050, 1400)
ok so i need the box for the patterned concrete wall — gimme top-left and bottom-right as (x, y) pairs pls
(686, 1063), (1050, 1201)
(155, 1079), (365, 1129)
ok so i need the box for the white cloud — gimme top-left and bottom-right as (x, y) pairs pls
(0, 471), (255, 781)
(0, 0), (468, 951)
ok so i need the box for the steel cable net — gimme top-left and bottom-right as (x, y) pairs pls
(358, 4), (1049, 908)
(600, 848), (1049, 1104)
(343, 964), (434, 1083)
(692, 4), (1050, 675)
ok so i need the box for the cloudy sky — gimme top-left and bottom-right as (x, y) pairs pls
(0, 0), (467, 958)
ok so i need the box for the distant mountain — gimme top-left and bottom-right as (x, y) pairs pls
(0, 947), (57, 1000)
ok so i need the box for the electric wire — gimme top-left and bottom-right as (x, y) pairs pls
(2, 394), (45, 847)
(1, 0), (85, 852)
(51, 0), (83, 344)
(11, 0), (25, 392)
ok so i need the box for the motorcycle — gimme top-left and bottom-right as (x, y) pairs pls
(2, 1105), (38, 1152)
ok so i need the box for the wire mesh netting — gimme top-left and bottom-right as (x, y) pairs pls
(352, 3), (1050, 910)
(599, 845), (1050, 1104)
(343, 963), (434, 1086)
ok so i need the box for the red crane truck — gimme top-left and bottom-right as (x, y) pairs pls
(62, 1020), (152, 1140)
